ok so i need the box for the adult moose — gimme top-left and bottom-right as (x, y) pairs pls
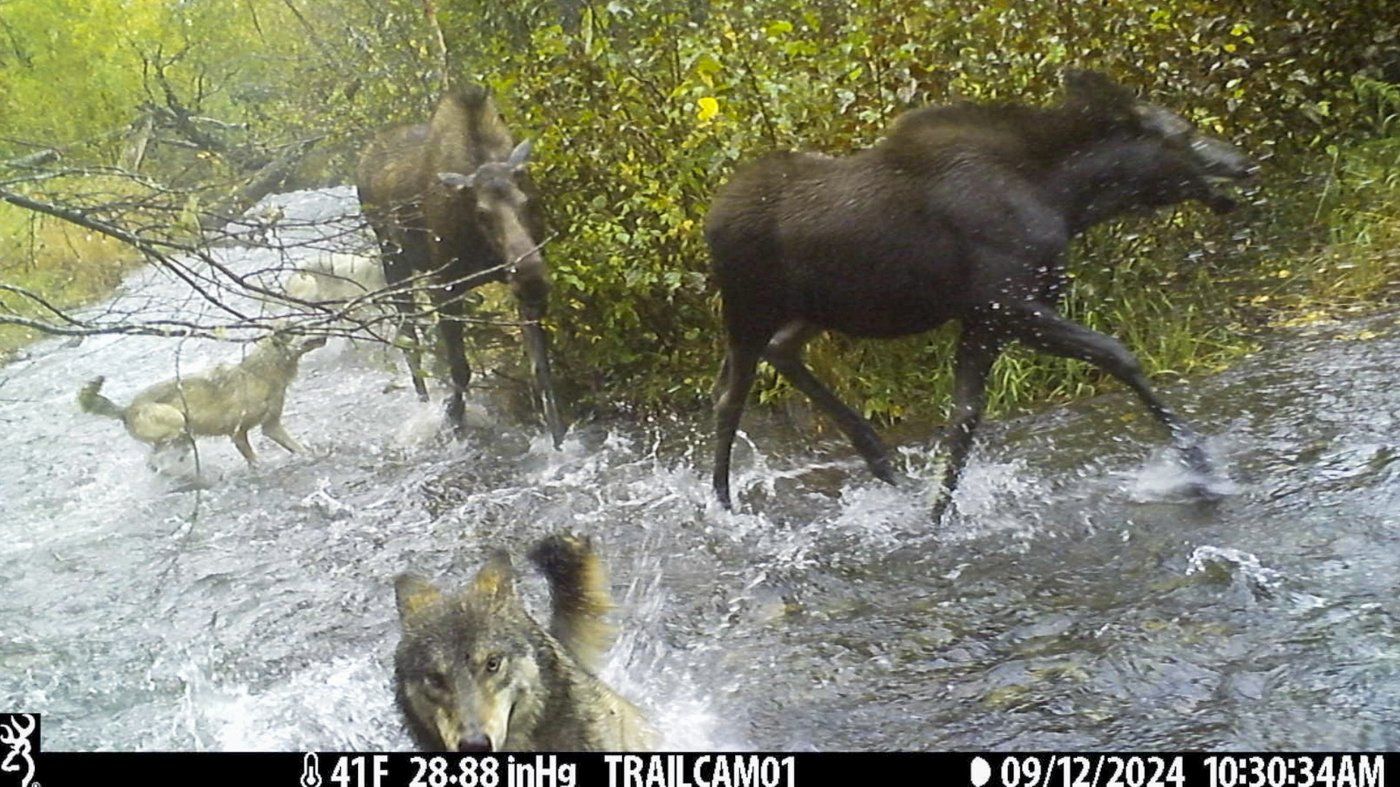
(707, 70), (1256, 521)
(357, 84), (565, 447)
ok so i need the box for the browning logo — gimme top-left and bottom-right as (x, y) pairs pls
(0, 714), (38, 787)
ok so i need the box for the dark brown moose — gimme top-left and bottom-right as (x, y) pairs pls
(706, 70), (1257, 521)
(357, 85), (565, 446)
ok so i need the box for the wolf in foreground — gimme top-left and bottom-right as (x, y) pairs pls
(78, 332), (325, 467)
(394, 533), (656, 752)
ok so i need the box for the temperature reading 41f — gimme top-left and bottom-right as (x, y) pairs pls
(331, 755), (391, 787)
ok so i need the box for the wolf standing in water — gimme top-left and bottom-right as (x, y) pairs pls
(78, 332), (325, 467)
(394, 534), (656, 752)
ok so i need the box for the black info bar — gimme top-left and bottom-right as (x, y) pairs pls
(17, 752), (1393, 787)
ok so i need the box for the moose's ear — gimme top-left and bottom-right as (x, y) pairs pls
(506, 139), (533, 172)
(1063, 70), (1135, 112)
(468, 550), (516, 607)
(1132, 102), (1194, 138)
(437, 171), (476, 192)
(395, 574), (444, 622)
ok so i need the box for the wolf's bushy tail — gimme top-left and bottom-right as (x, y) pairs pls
(78, 376), (124, 420)
(529, 533), (618, 674)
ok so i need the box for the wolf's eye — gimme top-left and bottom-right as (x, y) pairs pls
(425, 672), (451, 695)
(484, 655), (502, 674)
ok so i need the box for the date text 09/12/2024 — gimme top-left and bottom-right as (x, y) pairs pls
(995, 756), (1384, 787)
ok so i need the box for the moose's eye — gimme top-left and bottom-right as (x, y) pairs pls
(484, 655), (502, 674)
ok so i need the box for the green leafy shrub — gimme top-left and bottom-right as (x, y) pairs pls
(431, 0), (1391, 420)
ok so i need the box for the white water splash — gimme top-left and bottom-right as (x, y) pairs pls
(1125, 439), (1240, 503)
(1187, 545), (1283, 597)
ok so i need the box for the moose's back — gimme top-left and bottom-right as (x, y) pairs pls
(356, 124), (431, 229)
(705, 144), (1035, 339)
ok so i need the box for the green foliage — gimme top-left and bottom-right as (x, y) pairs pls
(432, 0), (1392, 420)
(0, 0), (442, 181)
(1, 0), (1393, 424)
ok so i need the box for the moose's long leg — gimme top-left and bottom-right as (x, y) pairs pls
(1009, 302), (1210, 472)
(931, 325), (1003, 523)
(382, 231), (431, 402)
(433, 280), (473, 438)
(763, 322), (896, 484)
(710, 354), (731, 405)
(713, 339), (765, 510)
(519, 301), (566, 449)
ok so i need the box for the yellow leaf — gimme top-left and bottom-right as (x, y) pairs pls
(696, 96), (720, 122)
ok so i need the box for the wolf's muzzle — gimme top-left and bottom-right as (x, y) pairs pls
(457, 733), (494, 753)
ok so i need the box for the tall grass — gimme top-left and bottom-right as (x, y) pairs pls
(1306, 81), (1399, 308)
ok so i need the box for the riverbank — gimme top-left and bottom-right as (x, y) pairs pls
(0, 204), (140, 361)
(2, 136), (1396, 417)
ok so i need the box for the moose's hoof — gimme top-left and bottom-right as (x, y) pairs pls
(1171, 437), (1232, 502)
(929, 476), (962, 524)
(869, 455), (898, 486)
(1177, 440), (1213, 477)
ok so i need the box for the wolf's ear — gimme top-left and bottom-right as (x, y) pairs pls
(468, 550), (516, 607)
(396, 574), (444, 622)
(1063, 70), (1135, 113)
(265, 320), (292, 344)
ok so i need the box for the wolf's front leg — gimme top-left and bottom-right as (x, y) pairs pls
(232, 428), (259, 465)
(262, 421), (306, 454)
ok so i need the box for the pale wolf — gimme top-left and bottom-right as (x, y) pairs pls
(284, 251), (388, 308)
(77, 332), (325, 466)
(394, 533), (656, 752)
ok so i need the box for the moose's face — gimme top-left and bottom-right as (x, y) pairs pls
(1065, 70), (1259, 214)
(435, 139), (561, 446)
(437, 140), (549, 313)
(1128, 101), (1259, 213)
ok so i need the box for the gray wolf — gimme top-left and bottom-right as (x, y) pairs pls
(78, 332), (326, 467)
(357, 83), (564, 446)
(706, 69), (1256, 520)
(393, 533), (655, 752)
(285, 251), (388, 307)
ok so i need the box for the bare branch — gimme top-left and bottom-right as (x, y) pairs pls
(2, 149), (59, 168)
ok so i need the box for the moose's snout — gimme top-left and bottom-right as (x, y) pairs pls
(1191, 136), (1259, 181)
(509, 252), (551, 315)
(1188, 135), (1258, 214)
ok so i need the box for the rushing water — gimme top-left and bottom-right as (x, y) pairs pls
(1, 189), (1396, 751)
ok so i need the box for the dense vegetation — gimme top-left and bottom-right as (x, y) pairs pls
(1, 0), (1395, 422)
